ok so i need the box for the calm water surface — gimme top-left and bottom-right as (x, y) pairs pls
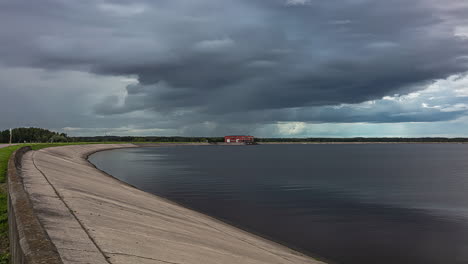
(89, 144), (468, 264)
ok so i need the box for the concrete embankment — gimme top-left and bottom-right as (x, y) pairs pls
(8, 146), (63, 264)
(8, 144), (325, 264)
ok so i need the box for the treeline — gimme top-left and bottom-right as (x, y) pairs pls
(70, 136), (225, 143)
(255, 137), (468, 143)
(0, 127), (69, 143)
(2, 127), (468, 143)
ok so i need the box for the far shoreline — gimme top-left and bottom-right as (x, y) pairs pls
(131, 142), (468, 147)
(256, 142), (468, 144)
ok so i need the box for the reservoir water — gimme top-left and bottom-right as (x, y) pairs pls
(89, 144), (468, 264)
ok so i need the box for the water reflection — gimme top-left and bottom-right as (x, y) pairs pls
(90, 144), (468, 264)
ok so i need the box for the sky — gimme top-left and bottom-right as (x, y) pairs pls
(1, 0), (468, 137)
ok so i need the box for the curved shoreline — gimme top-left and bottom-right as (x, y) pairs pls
(16, 144), (326, 264)
(88, 145), (332, 264)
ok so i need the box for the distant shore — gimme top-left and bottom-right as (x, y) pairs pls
(133, 142), (468, 146)
(257, 141), (468, 144)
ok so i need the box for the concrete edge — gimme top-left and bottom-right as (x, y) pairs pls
(7, 146), (63, 264)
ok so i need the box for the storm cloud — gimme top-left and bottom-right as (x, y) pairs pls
(1, 0), (468, 136)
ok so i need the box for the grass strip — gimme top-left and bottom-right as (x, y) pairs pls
(0, 145), (22, 263)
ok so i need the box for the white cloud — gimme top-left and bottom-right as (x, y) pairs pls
(98, 3), (147, 16)
(421, 103), (441, 109)
(277, 122), (307, 135)
(367, 41), (399, 49)
(285, 0), (311, 6)
(382, 92), (419, 102)
(440, 103), (468, 112)
(193, 38), (235, 52)
(454, 26), (468, 39)
(258, 118), (468, 138)
(329, 20), (352, 25)
(120, 77), (139, 83)
(247, 60), (277, 68)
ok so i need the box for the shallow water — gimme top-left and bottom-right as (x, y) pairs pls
(89, 144), (468, 264)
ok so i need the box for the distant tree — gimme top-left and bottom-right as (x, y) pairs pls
(0, 130), (9, 143)
(49, 134), (68, 143)
(0, 127), (69, 143)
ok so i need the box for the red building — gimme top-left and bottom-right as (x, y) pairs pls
(224, 135), (254, 143)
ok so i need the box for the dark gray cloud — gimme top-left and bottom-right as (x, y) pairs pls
(1, 0), (468, 136)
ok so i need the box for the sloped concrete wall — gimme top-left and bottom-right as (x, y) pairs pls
(7, 146), (63, 264)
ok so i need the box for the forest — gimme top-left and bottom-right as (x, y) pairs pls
(0, 127), (68, 143)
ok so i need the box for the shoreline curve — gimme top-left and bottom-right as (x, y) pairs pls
(15, 144), (326, 264)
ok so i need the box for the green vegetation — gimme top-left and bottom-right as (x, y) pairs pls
(0, 145), (22, 263)
(4, 127), (468, 144)
(0, 145), (21, 183)
(0, 127), (228, 144)
(71, 136), (224, 143)
(0, 127), (69, 144)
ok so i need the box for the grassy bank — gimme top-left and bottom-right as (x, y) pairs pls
(0, 145), (22, 263)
